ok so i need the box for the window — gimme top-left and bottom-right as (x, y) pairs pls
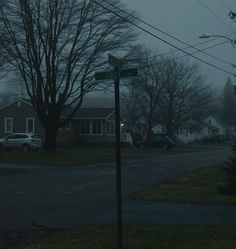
(26, 118), (35, 133)
(17, 100), (21, 107)
(92, 120), (102, 135)
(4, 118), (13, 133)
(15, 134), (28, 139)
(5, 134), (16, 139)
(80, 120), (103, 135)
(107, 121), (115, 134)
(80, 120), (90, 134)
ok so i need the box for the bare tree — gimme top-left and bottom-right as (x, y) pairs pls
(124, 54), (212, 140)
(121, 81), (142, 132)
(127, 53), (167, 142)
(0, 0), (6, 69)
(0, 0), (136, 150)
(159, 58), (212, 137)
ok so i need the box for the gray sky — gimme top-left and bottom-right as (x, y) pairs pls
(1, 0), (235, 97)
(125, 0), (236, 89)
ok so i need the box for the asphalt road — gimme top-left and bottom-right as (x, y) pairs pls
(0, 145), (233, 248)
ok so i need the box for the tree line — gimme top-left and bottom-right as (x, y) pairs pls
(0, 0), (226, 150)
(122, 51), (213, 142)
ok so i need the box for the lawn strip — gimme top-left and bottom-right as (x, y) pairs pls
(0, 144), (225, 166)
(23, 224), (236, 249)
(134, 167), (236, 205)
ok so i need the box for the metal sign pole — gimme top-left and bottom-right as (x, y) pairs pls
(113, 67), (123, 249)
(94, 54), (137, 249)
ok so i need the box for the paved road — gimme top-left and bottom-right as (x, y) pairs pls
(0, 146), (234, 248)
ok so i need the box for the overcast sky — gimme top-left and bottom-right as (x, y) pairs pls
(125, 0), (236, 89)
(1, 0), (236, 100)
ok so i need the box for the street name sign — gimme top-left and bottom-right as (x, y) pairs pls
(95, 68), (137, 81)
(120, 68), (138, 78)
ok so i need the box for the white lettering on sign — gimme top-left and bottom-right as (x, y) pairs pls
(106, 72), (113, 79)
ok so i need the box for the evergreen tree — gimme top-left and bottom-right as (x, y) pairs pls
(221, 77), (236, 126)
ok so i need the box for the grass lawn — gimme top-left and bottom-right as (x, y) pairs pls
(0, 144), (208, 166)
(135, 167), (236, 205)
(23, 224), (236, 249)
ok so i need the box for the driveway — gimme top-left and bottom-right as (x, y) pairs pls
(0, 145), (233, 248)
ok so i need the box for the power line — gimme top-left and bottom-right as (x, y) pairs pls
(156, 33), (235, 57)
(196, 0), (234, 31)
(175, 40), (231, 61)
(161, 39), (234, 66)
(91, 0), (236, 77)
(99, 0), (234, 67)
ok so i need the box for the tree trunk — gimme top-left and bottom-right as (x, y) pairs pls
(44, 123), (58, 152)
(146, 122), (153, 145)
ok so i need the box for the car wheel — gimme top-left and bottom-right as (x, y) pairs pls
(22, 144), (31, 152)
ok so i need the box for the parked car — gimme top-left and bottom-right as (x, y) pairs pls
(197, 135), (223, 144)
(0, 133), (42, 152)
(135, 133), (175, 150)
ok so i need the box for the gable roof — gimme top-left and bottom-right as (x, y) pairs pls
(73, 108), (114, 119)
(0, 98), (32, 111)
(204, 116), (226, 128)
(0, 98), (115, 120)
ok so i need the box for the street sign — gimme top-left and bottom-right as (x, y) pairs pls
(108, 54), (123, 68)
(95, 71), (114, 81)
(120, 68), (138, 78)
(95, 68), (137, 81)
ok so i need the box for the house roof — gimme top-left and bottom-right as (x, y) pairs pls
(204, 116), (227, 127)
(0, 98), (32, 111)
(0, 98), (115, 120)
(73, 108), (115, 119)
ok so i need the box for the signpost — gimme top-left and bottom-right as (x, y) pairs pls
(95, 55), (137, 249)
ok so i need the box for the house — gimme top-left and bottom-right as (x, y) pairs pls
(0, 99), (121, 146)
(203, 116), (230, 137)
(176, 116), (231, 143)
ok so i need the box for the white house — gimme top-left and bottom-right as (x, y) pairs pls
(176, 116), (230, 143)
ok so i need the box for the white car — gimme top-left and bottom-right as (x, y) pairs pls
(0, 133), (42, 152)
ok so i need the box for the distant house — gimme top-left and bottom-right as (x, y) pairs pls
(203, 116), (229, 137)
(176, 116), (231, 143)
(0, 99), (120, 146)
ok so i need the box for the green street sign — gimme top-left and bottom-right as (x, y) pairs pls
(95, 68), (137, 81)
(95, 71), (114, 81)
(120, 68), (138, 78)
